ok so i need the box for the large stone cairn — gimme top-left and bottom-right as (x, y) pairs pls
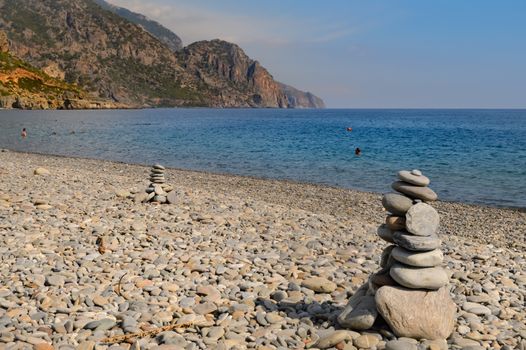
(137, 164), (176, 204)
(338, 169), (456, 340)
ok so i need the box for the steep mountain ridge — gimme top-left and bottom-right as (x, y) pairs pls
(279, 82), (326, 108)
(92, 0), (183, 52)
(0, 0), (202, 107)
(0, 36), (119, 109)
(0, 0), (325, 108)
(180, 40), (288, 108)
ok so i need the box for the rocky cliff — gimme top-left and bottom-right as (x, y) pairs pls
(0, 42), (119, 109)
(0, 0), (201, 107)
(279, 83), (326, 108)
(0, 0), (325, 109)
(0, 30), (8, 52)
(180, 40), (289, 108)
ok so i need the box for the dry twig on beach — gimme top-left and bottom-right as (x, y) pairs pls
(101, 322), (193, 344)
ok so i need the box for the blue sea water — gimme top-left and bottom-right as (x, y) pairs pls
(0, 108), (525, 208)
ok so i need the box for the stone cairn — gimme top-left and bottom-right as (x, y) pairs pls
(338, 169), (456, 340)
(137, 164), (176, 204)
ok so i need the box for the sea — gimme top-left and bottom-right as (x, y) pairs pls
(0, 108), (525, 208)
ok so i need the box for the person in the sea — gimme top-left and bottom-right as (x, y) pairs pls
(355, 147), (361, 156)
(21, 128), (27, 138)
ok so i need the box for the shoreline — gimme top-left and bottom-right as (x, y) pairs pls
(1, 148), (525, 251)
(0, 148), (525, 348)
(2, 148), (525, 213)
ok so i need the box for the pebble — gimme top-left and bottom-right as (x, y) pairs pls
(391, 246), (443, 267)
(34, 167), (51, 175)
(376, 286), (456, 340)
(382, 193), (414, 215)
(462, 302), (492, 316)
(385, 339), (418, 350)
(405, 202), (440, 236)
(377, 224), (395, 243)
(302, 277), (337, 293)
(0, 152), (523, 350)
(315, 330), (353, 349)
(45, 275), (65, 287)
(338, 294), (378, 330)
(354, 334), (379, 349)
(386, 215), (406, 231)
(392, 181), (438, 202)
(390, 263), (448, 290)
(392, 231), (442, 251)
(398, 170), (429, 186)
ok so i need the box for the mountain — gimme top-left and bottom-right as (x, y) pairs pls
(92, 0), (324, 108)
(0, 0), (204, 107)
(279, 83), (326, 108)
(0, 31), (118, 109)
(92, 0), (183, 52)
(0, 0), (325, 109)
(179, 40), (288, 108)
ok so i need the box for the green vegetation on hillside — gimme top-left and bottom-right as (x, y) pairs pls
(0, 0), (324, 108)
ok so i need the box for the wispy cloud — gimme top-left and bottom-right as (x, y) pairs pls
(106, 0), (356, 47)
(104, 0), (365, 106)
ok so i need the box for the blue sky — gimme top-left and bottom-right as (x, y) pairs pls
(108, 0), (526, 108)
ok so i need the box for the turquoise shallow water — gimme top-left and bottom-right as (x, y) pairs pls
(0, 108), (525, 208)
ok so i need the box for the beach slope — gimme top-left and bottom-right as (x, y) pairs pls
(0, 150), (524, 348)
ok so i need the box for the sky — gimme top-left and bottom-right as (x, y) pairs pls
(107, 0), (526, 108)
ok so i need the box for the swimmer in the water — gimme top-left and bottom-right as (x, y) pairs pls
(21, 128), (27, 138)
(355, 147), (361, 156)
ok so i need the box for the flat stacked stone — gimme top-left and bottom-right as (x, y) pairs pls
(339, 169), (455, 340)
(136, 164), (176, 204)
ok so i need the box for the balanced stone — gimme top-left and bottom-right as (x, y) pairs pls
(154, 186), (166, 195)
(153, 195), (167, 203)
(141, 162), (172, 203)
(398, 170), (430, 187)
(393, 231), (441, 251)
(377, 224), (395, 243)
(380, 245), (396, 268)
(340, 168), (452, 337)
(370, 269), (397, 288)
(389, 263), (448, 290)
(382, 193), (413, 215)
(337, 294), (378, 330)
(405, 202), (439, 236)
(392, 181), (438, 202)
(376, 285), (455, 340)
(391, 246), (443, 267)
(386, 215), (406, 231)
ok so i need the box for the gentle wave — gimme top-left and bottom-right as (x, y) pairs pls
(0, 108), (525, 208)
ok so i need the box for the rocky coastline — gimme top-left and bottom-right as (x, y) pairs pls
(0, 150), (524, 349)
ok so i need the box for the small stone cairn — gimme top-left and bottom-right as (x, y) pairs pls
(338, 169), (456, 340)
(136, 164), (176, 204)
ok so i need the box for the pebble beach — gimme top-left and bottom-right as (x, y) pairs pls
(0, 150), (525, 350)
